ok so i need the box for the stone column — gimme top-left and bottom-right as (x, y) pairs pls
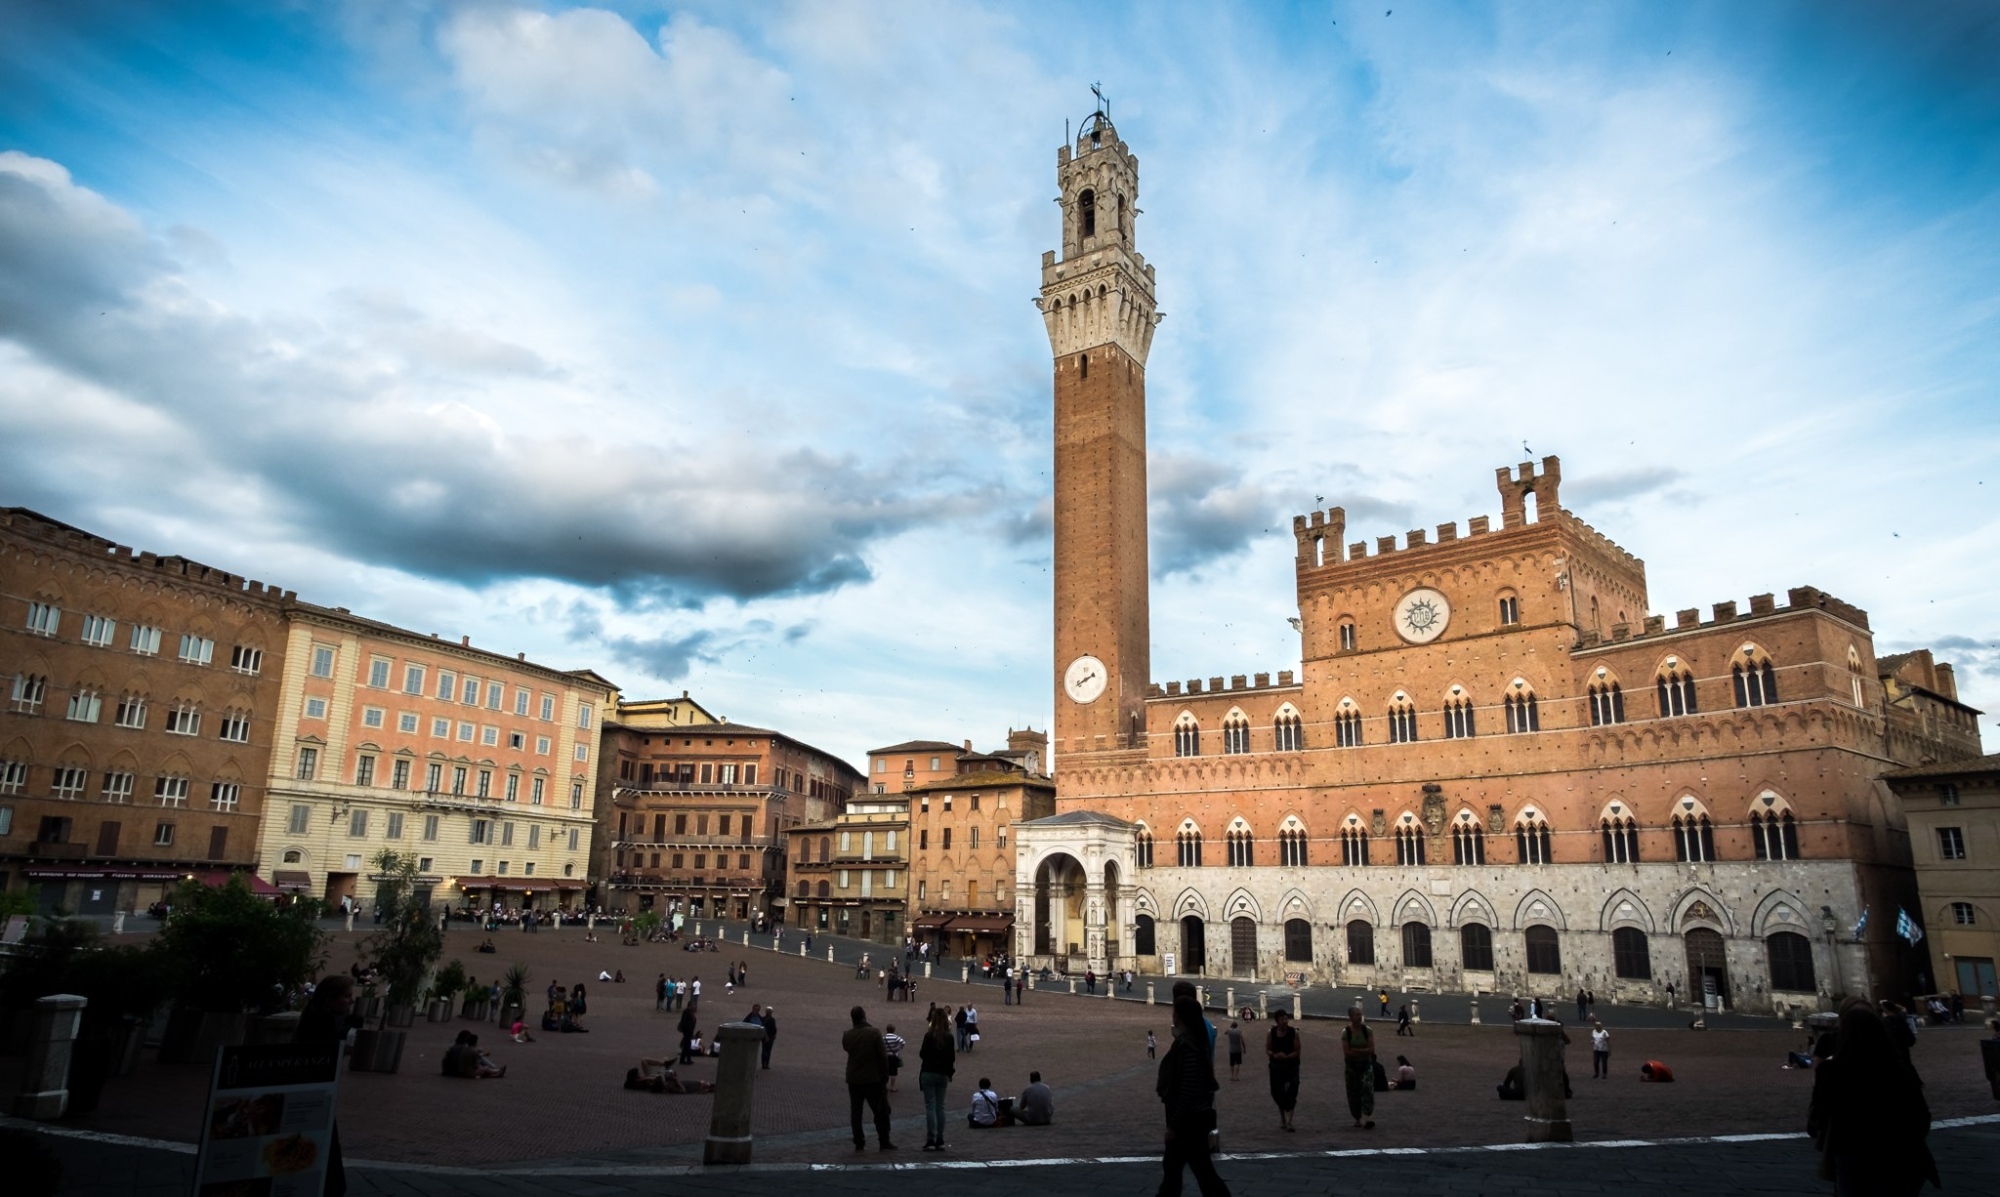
(1469, 997), (1481, 1024)
(1411, 998), (1420, 1024)
(1146, 983), (1156, 1005)
(1084, 878), (1108, 974)
(1514, 1018), (1573, 1142)
(1291, 994), (1301, 1019)
(14, 994), (86, 1120)
(111, 911), (126, 935)
(1225, 987), (1236, 1014)
(1258, 991), (1268, 1019)
(702, 1021), (767, 1164)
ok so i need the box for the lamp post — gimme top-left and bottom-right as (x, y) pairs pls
(1821, 906), (1844, 999)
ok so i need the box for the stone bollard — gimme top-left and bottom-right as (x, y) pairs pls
(696, 922), (704, 937)
(961, 965), (969, 984)
(827, 946), (835, 963)
(1982, 994), (1996, 1018)
(589, 914), (597, 930)
(1147, 983), (1156, 1006)
(14, 994), (86, 1119)
(1411, 998), (1420, 1024)
(111, 911), (126, 935)
(743, 931), (750, 947)
(1292, 993), (1302, 1019)
(1258, 992), (1268, 1018)
(1107, 979), (1115, 1001)
(1197, 985), (1208, 1009)
(1068, 977), (1076, 994)
(703, 1021), (767, 1165)
(1226, 987), (1236, 1014)
(1470, 997), (1481, 1024)
(1027, 975), (1035, 991)
(345, 910), (356, 933)
(1514, 1018), (1573, 1142)
(798, 942), (806, 957)
(924, 962), (932, 979)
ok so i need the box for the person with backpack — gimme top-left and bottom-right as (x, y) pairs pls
(1340, 1006), (1377, 1130)
(1156, 994), (1231, 1197)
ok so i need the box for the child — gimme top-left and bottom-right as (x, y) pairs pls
(510, 1018), (534, 1044)
(1146, 1029), (1157, 1059)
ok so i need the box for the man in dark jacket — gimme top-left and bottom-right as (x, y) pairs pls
(677, 1004), (698, 1065)
(760, 1005), (777, 1069)
(842, 1005), (896, 1151)
(1157, 995), (1230, 1197)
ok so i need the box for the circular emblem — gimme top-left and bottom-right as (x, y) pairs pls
(1393, 588), (1452, 644)
(1063, 654), (1108, 704)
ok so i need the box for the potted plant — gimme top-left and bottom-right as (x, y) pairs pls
(461, 975), (492, 1022)
(152, 876), (325, 1064)
(59, 941), (175, 1110)
(427, 960), (467, 1023)
(352, 851), (442, 1073)
(498, 962), (531, 1028)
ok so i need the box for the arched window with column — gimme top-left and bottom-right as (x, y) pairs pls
(1335, 698), (1363, 748)
(1600, 802), (1640, 863)
(1136, 824), (1155, 868)
(1278, 818), (1309, 867)
(1346, 920), (1375, 965)
(1751, 794), (1800, 861)
(1176, 821), (1204, 867)
(1340, 815), (1370, 866)
(1656, 657), (1698, 717)
(1443, 685), (1476, 738)
(1732, 646), (1779, 708)
(1226, 822), (1254, 867)
(1672, 797), (1716, 862)
(1387, 693), (1419, 743)
(1452, 812), (1486, 865)
(1505, 679), (1540, 734)
(1273, 705), (1304, 751)
(1515, 809), (1553, 865)
(1588, 669), (1625, 726)
(1222, 711), (1251, 755)
(1174, 713), (1201, 757)
(1394, 814), (1425, 865)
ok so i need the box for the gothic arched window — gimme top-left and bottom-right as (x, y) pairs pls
(1505, 687), (1540, 734)
(1222, 713), (1251, 755)
(1136, 828), (1155, 868)
(1672, 806), (1716, 862)
(1226, 826), (1254, 867)
(1346, 920), (1375, 965)
(1395, 819), (1426, 866)
(1174, 714), (1200, 758)
(1387, 698), (1418, 744)
(1444, 693), (1476, 738)
(1273, 709), (1304, 752)
(1588, 681), (1625, 726)
(1452, 816), (1486, 865)
(1601, 815), (1639, 863)
(1733, 652), (1779, 708)
(1515, 814), (1553, 865)
(1340, 823), (1370, 866)
(1335, 705), (1363, 748)
(1752, 808), (1800, 861)
(1656, 663), (1697, 717)
(1078, 188), (1096, 238)
(1177, 828), (1203, 867)
(1278, 825), (1308, 867)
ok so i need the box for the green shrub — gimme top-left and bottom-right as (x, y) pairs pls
(155, 876), (326, 1013)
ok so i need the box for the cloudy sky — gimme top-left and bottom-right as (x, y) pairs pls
(3, 1), (1997, 765)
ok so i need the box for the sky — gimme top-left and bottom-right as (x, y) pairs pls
(2, 1), (1998, 766)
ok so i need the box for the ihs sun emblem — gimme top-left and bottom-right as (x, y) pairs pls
(1403, 598), (1441, 634)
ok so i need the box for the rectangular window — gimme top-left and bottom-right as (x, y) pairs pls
(528, 824), (541, 849)
(514, 688), (530, 716)
(477, 769), (492, 798)
(437, 670), (456, 700)
(700, 763), (714, 785)
(154, 821), (175, 846)
(154, 776), (189, 806)
(457, 722), (474, 742)
(469, 858), (483, 873)
(399, 712), (419, 733)
(209, 782), (240, 812)
(425, 762), (443, 792)
(386, 812), (404, 839)
(970, 827), (980, 849)
(486, 681), (503, 710)
(288, 804), (310, 834)
(1339, 622), (1357, 652)
(462, 677), (480, 705)
(296, 747), (318, 780)
(535, 736), (551, 755)
(129, 624), (162, 655)
(501, 822), (516, 847)
(230, 645), (263, 675)
(482, 726), (498, 746)
(577, 703), (593, 729)
(362, 706), (385, 729)
(66, 690), (102, 723)
(178, 634), (215, 665)
(943, 828), (953, 849)
(431, 717), (450, 738)
(1952, 901), (1976, 925)
(80, 614), (116, 647)
(115, 694), (146, 728)
(304, 697), (328, 719)
(25, 602), (61, 636)
(311, 646), (336, 678)
(349, 810), (369, 838)
(218, 710), (249, 742)
(1941, 784), (1960, 807)
(497, 860), (509, 874)
(423, 814), (439, 841)
(574, 743), (589, 762)
(1939, 827), (1967, 860)
(506, 774), (519, 802)
(451, 766), (467, 795)
(568, 828), (579, 850)
(418, 856), (433, 871)
(355, 754), (376, 786)
(404, 664), (425, 694)
(571, 781), (584, 809)
(918, 880), (927, 901)
(391, 758), (411, 790)
(51, 767), (88, 799)
(102, 771), (134, 803)
(744, 764), (757, 785)
(675, 813), (688, 835)
(838, 869), (850, 890)
(509, 731), (524, 749)
(540, 695), (555, 721)
(165, 702), (200, 736)
(369, 658), (392, 688)
(532, 777), (545, 805)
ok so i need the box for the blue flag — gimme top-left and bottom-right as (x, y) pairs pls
(1896, 908), (1924, 945)
(1850, 906), (1869, 939)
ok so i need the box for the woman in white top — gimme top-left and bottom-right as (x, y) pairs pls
(1590, 1022), (1611, 1079)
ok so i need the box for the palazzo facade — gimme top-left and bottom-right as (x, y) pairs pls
(1014, 113), (1977, 1011)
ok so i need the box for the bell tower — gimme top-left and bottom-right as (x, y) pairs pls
(1042, 109), (1160, 761)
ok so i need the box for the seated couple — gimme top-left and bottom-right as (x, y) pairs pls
(968, 1073), (1055, 1128)
(626, 1058), (715, 1094)
(442, 1031), (506, 1079)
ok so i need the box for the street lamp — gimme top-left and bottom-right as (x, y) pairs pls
(1821, 906), (1844, 998)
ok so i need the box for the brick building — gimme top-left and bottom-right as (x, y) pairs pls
(908, 766), (1054, 959)
(599, 715), (861, 920)
(1014, 112), (1978, 1008)
(252, 604), (614, 912)
(1, 509), (293, 913)
(783, 794), (910, 943)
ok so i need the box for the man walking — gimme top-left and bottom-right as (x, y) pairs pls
(677, 1004), (698, 1065)
(1590, 1019), (1610, 1079)
(1003, 967), (1013, 1006)
(1156, 995), (1230, 1197)
(964, 1004), (980, 1050)
(761, 1005), (778, 1069)
(842, 1005), (896, 1151)
(689, 975), (701, 1013)
(656, 973), (668, 1011)
(1340, 1006), (1376, 1130)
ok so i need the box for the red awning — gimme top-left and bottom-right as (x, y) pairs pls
(271, 870), (313, 892)
(912, 913), (954, 930)
(946, 915), (1015, 934)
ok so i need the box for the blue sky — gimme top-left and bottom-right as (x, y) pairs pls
(2, 1), (1997, 764)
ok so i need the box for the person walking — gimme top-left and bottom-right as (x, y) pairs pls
(738, 960), (749, 988)
(760, 1005), (778, 1069)
(1147, 1029), (1158, 1059)
(1576, 988), (1588, 1024)
(1340, 1006), (1377, 1130)
(1003, 966), (1013, 1006)
(842, 1005), (896, 1151)
(954, 1005), (969, 1050)
(677, 1004), (698, 1065)
(689, 975), (702, 1012)
(655, 973), (668, 1011)
(1590, 1020), (1610, 1079)
(1266, 1008), (1301, 1132)
(964, 1004), (980, 1050)
(1377, 989), (1389, 1017)
(1396, 1004), (1415, 1037)
(884, 1023), (906, 1092)
(1808, 998), (1938, 1194)
(1225, 1021), (1245, 1081)
(1156, 994), (1231, 1197)
(919, 1006), (957, 1152)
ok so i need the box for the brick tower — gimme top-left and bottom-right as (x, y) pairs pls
(1041, 110), (1160, 762)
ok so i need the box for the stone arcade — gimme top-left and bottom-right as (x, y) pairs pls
(1012, 111), (1978, 1011)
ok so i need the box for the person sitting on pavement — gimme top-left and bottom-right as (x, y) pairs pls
(626, 1058), (715, 1094)
(1017, 1071), (1054, 1125)
(1390, 1055), (1416, 1090)
(968, 1078), (1002, 1128)
(510, 1017), (534, 1043)
(1496, 1064), (1525, 1100)
(444, 1030), (506, 1078)
(1641, 1060), (1676, 1082)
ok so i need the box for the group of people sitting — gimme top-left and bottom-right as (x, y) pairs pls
(624, 1058), (716, 1094)
(965, 1072), (1056, 1128)
(542, 980), (591, 1033)
(441, 1031), (505, 1078)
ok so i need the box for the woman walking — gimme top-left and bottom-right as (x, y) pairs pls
(1265, 1008), (1301, 1131)
(919, 1007), (956, 1151)
(1157, 994), (1231, 1197)
(1808, 997), (1938, 1195)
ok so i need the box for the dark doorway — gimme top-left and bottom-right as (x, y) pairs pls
(1230, 917), (1258, 977)
(1180, 915), (1206, 974)
(1684, 927), (1730, 1005)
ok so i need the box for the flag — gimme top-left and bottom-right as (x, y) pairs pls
(1896, 908), (1924, 945)
(1850, 906), (1869, 939)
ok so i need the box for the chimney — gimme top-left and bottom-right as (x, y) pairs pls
(963, 739), (972, 753)
(461, 635), (471, 646)
(1937, 663), (1959, 701)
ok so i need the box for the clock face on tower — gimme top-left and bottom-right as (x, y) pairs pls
(1392, 588), (1452, 644)
(1064, 655), (1108, 704)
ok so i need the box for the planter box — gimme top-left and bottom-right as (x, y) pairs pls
(350, 1028), (406, 1073)
(461, 998), (491, 1021)
(385, 1003), (416, 1029)
(426, 999), (453, 1023)
(114, 1014), (147, 1076)
(499, 1001), (523, 1027)
(361, 994), (384, 1021)
(248, 1013), (301, 1045)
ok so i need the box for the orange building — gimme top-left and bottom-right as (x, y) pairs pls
(1, 508), (293, 913)
(783, 794), (910, 943)
(908, 765), (1054, 959)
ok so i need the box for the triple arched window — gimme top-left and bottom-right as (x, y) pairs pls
(1278, 825), (1309, 867)
(1452, 817), (1486, 865)
(1588, 681), (1625, 726)
(1751, 810), (1800, 861)
(1176, 828), (1203, 867)
(1334, 705), (1363, 748)
(1340, 824), (1370, 866)
(1657, 665), (1698, 717)
(1174, 715), (1200, 757)
(1601, 815), (1640, 863)
(1443, 696), (1476, 739)
(1734, 656), (1779, 708)
(1136, 828), (1155, 868)
(1673, 809), (1716, 862)
(1504, 689), (1540, 734)
(1387, 698), (1419, 744)
(1515, 815), (1553, 865)
(1394, 819), (1426, 866)
(1273, 709), (1304, 752)
(1226, 826), (1254, 867)
(1221, 713), (1251, 755)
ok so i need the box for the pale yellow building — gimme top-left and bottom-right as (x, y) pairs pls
(255, 603), (615, 911)
(1884, 754), (2000, 999)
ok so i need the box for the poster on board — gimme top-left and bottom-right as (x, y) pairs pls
(190, 1041), (342, 1197)
(1162, 952), (1177, 977)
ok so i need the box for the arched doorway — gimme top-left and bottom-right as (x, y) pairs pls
(1180, 915), (1207, 974)
(1033, 854), (1087, 964)
(1230, 916), (1258, 977)
(1104, 860), (1122, 960)
(1684, 927), (1730, 1006)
